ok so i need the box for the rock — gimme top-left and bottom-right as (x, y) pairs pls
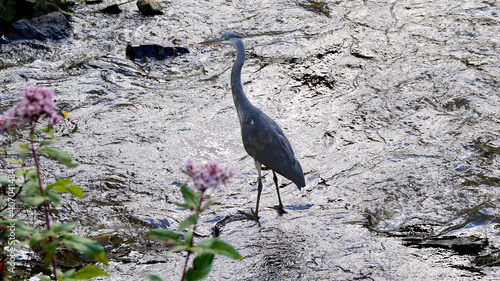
(101, 4), (122, 14)
(131, 215), (171, 228)
(403, 235), (488, 255)
(6, 12), (70, 41)
(137, 0), (163, 16)
(473, 250), (500, 267)
(126, 44), (189, 61)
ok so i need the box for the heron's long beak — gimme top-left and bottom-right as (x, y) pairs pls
(199, 37), (223, 45)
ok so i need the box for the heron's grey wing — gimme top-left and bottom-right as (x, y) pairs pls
(240, 111), (305, 188)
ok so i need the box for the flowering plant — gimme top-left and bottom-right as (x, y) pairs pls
(0, 86), (107, 280)
(146, 160), (241, 281)
(0, 86), (60, 132)
(180, 160), (234, 192)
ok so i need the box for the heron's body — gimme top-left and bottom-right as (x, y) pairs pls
(200, 32), (305, 220)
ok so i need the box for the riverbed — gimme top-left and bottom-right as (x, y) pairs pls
(1, 0), (499, 280)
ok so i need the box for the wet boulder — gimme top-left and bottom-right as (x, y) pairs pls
(6, 12), (70, 40)
(126, 44), (189, 61)
(137, 0), (163, 16)
(101, 4), (122, 14)
(403, 235), (488, 255)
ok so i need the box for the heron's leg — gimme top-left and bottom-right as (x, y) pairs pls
(254, 161), (263, 220)
(237, 160), (262, 221)
(271, 170), (286, 214)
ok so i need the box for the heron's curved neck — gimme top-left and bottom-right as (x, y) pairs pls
(231, 39), (253, 113)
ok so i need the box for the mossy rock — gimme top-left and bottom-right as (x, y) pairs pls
(137, 0), (163, 16)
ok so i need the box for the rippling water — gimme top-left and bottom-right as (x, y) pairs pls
(1, 0), (499, 280)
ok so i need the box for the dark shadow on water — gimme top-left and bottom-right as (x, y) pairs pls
(286, 203), (313, 211)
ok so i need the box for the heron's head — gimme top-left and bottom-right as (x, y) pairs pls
(199, 31), (241, 46)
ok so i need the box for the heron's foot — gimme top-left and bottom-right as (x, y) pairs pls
(212, 215), (231, 237)
(269, 205), (287, 215)
(237, 209), (259, 221)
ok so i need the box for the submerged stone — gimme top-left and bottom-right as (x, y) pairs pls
(6, 12), (70, 41)
(126, 44), (189, 61)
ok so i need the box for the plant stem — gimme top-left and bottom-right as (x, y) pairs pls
(29, 120), (58, 281)
(180, 249), (191, 281)
(180, 193), (204, 281)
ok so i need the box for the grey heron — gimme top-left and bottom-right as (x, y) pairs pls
(200, 32), (305, 221)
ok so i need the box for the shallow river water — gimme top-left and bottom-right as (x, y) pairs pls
(1, 0), (500, 280)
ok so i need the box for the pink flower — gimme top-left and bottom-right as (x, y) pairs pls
(180, 160), (235, 192)
(0, 86), (60, 131)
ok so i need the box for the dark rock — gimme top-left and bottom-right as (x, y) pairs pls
(473, 250), (500, 267)
(403, 235), (488, 255)
(6, 12), (70, 41)
(137, 0), (163, 16)
(102, 4), (122, 14)
(126, 44), (189, 61)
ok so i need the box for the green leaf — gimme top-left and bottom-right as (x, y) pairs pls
(180, 185), (199, 210)
(40, 228), (56, 238)
(14, 169), (25, 176)
(21, 173), (46, 206)
(70, 265), (108, 279)
(0, 219), (37, 237)
(35, 128), (54, 137)
(193, 253), (214, 272)
(174, 202), (190, 210)
(145, 274), (164, 281)
(3, 158), (20, 164)
(0, 0), (16, 22)
(65, 185), (83, 197)
(168, 245), (188, 254)
(185, 268), (195, 281)
(45, 191), (60, 206)
(40, 140), (55, 147)
(21, 194), (46, 207)
(60, 234), (108, 265)
(193, 238), (242, 260)
(185, 253), (214, 281)
(0, 176), (11, 187)
(200, 199), (215, 212)
(16, 143), (29, 162)
(178, 214), (198, 232)
(184, 230), (193, 246)
(51, 222), (75, 234)
(37, 147), (78, 168)
(46, 178), (84, 198)
(43, 241), (57, 265)
(26, 169), (39, 184)
(36, 275), (52, 281)
(28, 232), (43, 248)
(146, 229), (182, 244)
(60, 268), (76, 279)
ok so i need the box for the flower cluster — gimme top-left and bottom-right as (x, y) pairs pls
(0, 86), (60, 131)
(180, 160), (235, 192)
